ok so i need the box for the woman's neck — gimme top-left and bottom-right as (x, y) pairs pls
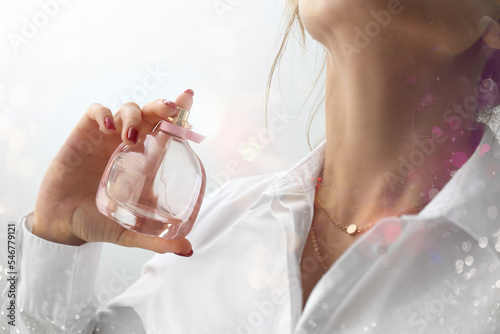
(318, 43), (484, 226)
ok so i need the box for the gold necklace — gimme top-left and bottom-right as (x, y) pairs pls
(314, 196), (425, 235)
(310, 177), (428, 273)
(310, 224), (330, 273)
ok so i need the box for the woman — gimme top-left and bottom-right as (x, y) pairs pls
(7, 0), (500, 332)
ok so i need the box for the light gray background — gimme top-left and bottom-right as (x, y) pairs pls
(0, 0), (326, 316)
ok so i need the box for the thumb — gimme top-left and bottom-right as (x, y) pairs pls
(115, 229), (193, 255)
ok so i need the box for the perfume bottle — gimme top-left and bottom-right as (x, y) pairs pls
(96, 107), (206, 240)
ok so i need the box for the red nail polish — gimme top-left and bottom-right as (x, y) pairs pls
(184, 89), (194, 97)
(127, 127), (138, 144)
(163, 100), (177, 108)
(104, 117), (115, 131)
(174, 250), (194, 257)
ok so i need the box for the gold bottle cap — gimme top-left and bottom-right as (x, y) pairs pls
(168, 107), (192, 129)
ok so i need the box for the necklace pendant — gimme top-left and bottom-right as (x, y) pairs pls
(346, 224), (358, 235)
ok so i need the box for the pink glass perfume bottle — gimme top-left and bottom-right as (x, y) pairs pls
(96, 107), (206, 240)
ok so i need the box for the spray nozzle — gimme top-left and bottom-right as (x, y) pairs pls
(168, 107), (191, 129)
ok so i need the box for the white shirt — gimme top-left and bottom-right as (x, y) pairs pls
(4, 123), (500, 334)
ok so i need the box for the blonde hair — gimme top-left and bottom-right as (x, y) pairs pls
(264, 0), (327, 150)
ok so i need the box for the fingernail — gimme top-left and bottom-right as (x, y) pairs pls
(174, 250), (194, 257)
(104, 117), (115, 131)
(127, 127), (138, 144)
(184, 89), (194, 97)
(163, 100), (177, 108)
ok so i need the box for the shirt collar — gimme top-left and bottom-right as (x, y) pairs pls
(264, 123), (500, 231)
(264, 140), (326, 195)
(414, 123), (500, 238)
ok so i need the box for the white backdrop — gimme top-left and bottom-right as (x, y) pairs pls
(0, 0), (326, 314)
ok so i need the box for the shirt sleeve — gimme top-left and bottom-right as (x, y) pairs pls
(2, 211), (103, 333)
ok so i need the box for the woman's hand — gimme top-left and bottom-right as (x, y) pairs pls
(32, 90), (195, 255)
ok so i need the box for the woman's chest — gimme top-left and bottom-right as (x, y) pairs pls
(299, 219), (363, 309)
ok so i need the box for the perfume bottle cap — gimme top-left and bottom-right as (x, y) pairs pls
(159, 107), (205, 144)
(168, 107), (191, 129)
(176, 107), (190, 122)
